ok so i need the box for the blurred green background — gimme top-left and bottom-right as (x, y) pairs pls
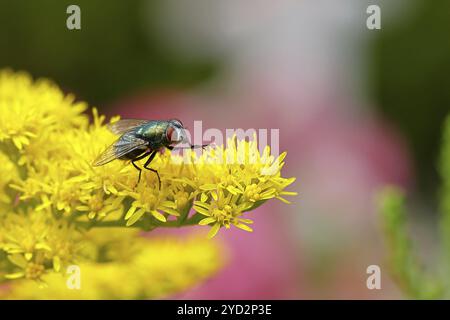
(369, 0), (450, 203)
(0, 0), (219, 105)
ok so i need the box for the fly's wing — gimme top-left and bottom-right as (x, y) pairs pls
(107, 119), (152, 135)
(93, 134), (148, 166)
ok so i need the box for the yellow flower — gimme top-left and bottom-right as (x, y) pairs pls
(0, 152), (18, 208)
(123, 180), (180, 226)
(194, 189), (254, 238)
(0, 69), (295, 296)
(76, 192), (124, 220)
(0, 209), (81, 281)
(0, 70), (87, 152)
(185, 138), (296, 237)
(2, 234), (224, 299)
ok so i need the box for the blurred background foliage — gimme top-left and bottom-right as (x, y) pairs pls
(0, 0), (219, 106)
(370, 0), (450, 202)
(379, 114), (450, 299)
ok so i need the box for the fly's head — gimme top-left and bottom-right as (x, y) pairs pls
(166, 119), (188, 145)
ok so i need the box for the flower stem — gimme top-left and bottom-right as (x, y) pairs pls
(74, 213), (203, 230)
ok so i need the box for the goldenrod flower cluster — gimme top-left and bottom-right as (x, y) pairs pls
(0, 70), (296, 298)
(2, 230), (222, 299)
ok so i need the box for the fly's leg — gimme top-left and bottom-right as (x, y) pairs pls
(168, 144), (209, 151)
(143, 151), (160, 189)
(131, 151), (150, 185)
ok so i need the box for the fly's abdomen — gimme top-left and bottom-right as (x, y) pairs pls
(115, 131), (148, 160)
(118, 148), (147, 160)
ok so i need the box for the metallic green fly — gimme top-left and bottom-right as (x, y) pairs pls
(93, 119), (207, 188)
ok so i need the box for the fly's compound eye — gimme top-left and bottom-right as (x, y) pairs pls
(167, 125), (186, 144)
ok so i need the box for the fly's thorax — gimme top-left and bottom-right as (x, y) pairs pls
(137, 121), (171, 149)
